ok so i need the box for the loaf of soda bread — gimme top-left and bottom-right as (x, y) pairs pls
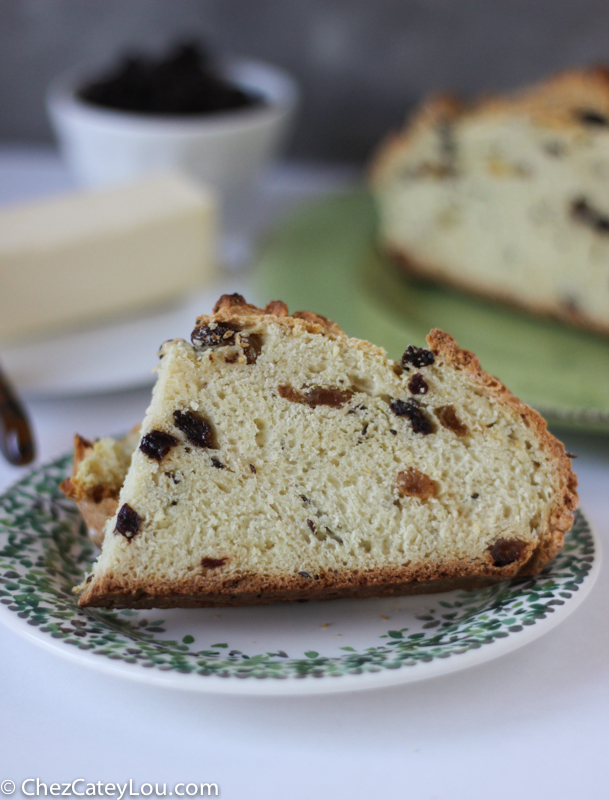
(371, 67), (609, 334)
(72, 294), (577, 609)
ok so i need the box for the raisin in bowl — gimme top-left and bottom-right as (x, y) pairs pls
(46, 51), (299, 206)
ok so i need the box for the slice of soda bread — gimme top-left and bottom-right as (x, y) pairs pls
(371, 67), (609, 334)
(75, 294), (577, 608)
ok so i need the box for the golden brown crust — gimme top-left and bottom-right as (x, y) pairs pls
(79, 577), (507, 608)
(79, 552), (533, 609)
(425, 328), (578, 575)
(59, 434), (93, 502)
(197, 294), (347, 339)
(477, 65), (609, 129)
(372, 66), (609, 186)
(370, 95), (463, 185)
(389, 249), (609, 337)
(75, 295), (578, 608)
(212, 293), (261, 315)
(292, 310), (346, 336)
(264, 300), (289, 316)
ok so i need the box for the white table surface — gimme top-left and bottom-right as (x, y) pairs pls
(0, 148), (608, 800)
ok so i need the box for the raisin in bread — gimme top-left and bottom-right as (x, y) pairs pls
(60, 427), (139, 547)
(75, 294), (577, 609)
(371, 67), (609, 334)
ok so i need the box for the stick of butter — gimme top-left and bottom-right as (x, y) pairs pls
(0, 173), (216, 342)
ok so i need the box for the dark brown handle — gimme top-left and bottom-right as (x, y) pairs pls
(0, 363), (35, 466)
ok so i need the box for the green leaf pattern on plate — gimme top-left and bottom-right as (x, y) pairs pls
(0, 455), (594, 682)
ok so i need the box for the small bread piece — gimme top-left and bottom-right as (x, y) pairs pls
(75, 294), (577, 609)
(371, 67), (609, 335)
(60, 428), (139, 547)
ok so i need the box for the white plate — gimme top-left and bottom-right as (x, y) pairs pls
(0, 454), (600, 695)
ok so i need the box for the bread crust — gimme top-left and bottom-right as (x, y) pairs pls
(79, 554), (534, 609)
(80, 576), (520, 609)
(425, 328), (577, 575)
(372, 67), (609, 185)
(76, 296), (577, 608)
(370, 95), (463, 186)
(389, 248), (609, 338)
(206, 293), (348, 338)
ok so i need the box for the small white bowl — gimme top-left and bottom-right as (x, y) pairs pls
(46, 59), (299, 205)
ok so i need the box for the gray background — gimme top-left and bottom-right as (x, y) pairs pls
(0, 0), (607, 161)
